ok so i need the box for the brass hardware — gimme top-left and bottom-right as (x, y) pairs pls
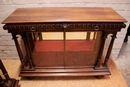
(30, 27), (36, 31)
(94, 26), (99, 30)
(63, 24), (68, 29)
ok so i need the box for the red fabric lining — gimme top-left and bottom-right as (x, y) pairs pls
(34, 40), (95, 52)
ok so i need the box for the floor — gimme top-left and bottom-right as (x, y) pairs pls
(1, 58), (128, 87)
(115, 37), (130, 87)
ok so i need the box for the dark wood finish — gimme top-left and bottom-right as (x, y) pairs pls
(0, 60), (19, 87)
(1, 7), (127, 78)
(12, 33), (25, 69)
(124, 24), (130, 42)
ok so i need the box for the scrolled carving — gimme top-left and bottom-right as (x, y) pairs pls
(122, 23), (126, 28)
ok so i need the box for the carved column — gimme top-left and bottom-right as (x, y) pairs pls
(103, 32), (117, 67)
(38, 32), (43, 41)
(93, 32), (96, 40)
(12, 33), (26, 69)
(95, 31), (108, 68)
(86, 32), (91, 40)
(21, 33), (35, 70)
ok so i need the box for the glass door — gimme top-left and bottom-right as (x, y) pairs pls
(28, 31), (102, 68)
(31, 32), (64, 67)
(65, 31), (102, 67)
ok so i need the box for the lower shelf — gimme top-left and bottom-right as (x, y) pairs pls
(19, 67), (111, 77)
(33, 40), (97, 67)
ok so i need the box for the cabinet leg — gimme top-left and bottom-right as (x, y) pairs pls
(12, 33), (26, 69)
(95, 76), (104, 79)
(96, 33), (107, 67)
(22, 33), (35, 70)
(103, 32), (117, 67)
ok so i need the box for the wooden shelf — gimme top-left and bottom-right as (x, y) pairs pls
(20, 67), (111, 77)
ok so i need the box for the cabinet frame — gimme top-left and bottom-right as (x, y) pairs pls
(2, 7), (127, 77)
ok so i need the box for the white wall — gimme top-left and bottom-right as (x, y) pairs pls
(0, 0), (130, 59)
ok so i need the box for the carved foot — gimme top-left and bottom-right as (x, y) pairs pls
(95, 76), (103, 79)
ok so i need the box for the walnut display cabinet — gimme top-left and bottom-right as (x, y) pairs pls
(2, 7), (127, 78)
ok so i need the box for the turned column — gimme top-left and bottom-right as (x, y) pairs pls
(21, 33), (35, 69)
(103, 32), (117, 67)
(95, 31), (108, 67)
(86, 32), (91, 40)
(38, 32), (43, 41)
(12, 33), (26, 69)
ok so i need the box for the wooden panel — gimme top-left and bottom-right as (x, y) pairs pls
(2, 7), (127, 24)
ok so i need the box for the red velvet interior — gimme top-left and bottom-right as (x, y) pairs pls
(34, 40), (95, 52)
(33, 40), (96, 66)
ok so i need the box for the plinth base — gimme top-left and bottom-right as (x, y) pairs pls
(19, 66), (111, 77)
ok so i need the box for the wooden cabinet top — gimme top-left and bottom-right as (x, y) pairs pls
(2, 7), (127, 24)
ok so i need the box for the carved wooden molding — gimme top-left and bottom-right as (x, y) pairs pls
(3, 22), (126, 32)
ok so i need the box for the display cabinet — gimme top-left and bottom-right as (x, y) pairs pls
(2, 7), (127, 78)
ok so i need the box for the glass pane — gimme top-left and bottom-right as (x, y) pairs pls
(65, 31), (102, 67)
(30, 32), (64, 67)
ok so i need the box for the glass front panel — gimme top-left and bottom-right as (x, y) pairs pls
(65, 31), (102, 67)
(28, 31), (102, 68)
(30, 32), (64, 67)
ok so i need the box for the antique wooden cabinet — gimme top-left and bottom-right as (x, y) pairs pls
(2, 7), (127, 78)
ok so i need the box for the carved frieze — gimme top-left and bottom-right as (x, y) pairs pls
(3, 22), (126, 32)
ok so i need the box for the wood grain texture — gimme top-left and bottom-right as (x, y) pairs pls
(1, 59), (128, 87)
(2, 7), (127, 24)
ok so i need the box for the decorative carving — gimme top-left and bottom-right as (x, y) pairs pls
(3, 22), (126, 32)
